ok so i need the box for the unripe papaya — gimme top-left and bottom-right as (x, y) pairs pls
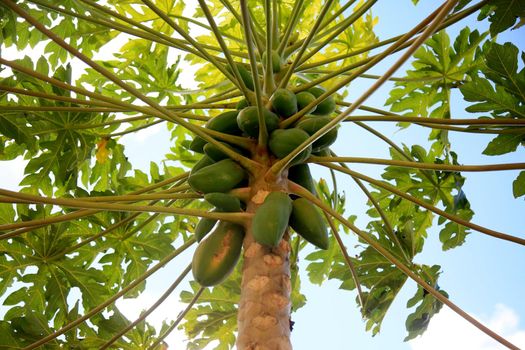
(206, 111), (243, 135)
(296, 116), (338, 152)
(262, 50), (283, 73)
(228, 63), (254, 90)
(271, 88), (298, 118)
(191, 155), (215, 175)
(203, 142), (244, 162)
(189, 136), (207, 153)
(289, 198), (328, 250)
(312, 148), (331, 156)
(194, 215), (217, 242)
(236, 98), (249, 110)
(237, 106), (280, 137)
(308, 86), (336, 115)
(296, 91), (317, 114)
(190, 111), (242, 152)
(192, 221), (245, 286)
(288, 164), (316, 195)
(204, 193), (242, 212)
(188, 159), (246, 193)
(269, 128), (312, 165)
(252, 191), (293, 247)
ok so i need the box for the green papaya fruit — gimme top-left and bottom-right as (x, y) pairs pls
(296, 116), (338, 152)
(204, 193), (242, 212)
(268, 128), (312, 165)
(308, 86), (336, 115)
(190, 111), (242, 152)
(228, 63), (254, 90)
(237, 106), (280, 137)
(189, 136), (207, 153)
(289, 198), (328, 250)
(296, 91), (317, 114)
(207, 111), (243, 135)
(271, 88), (298, 118)
(194, 215), (217, 242)
(288, 164), (316, 195)
(192, 221), (245, 286)
(188, 159), (246, 193)
(262, 50), (282, 73)
(312, 148), (331, 156)
(252, 191), (293, 247)
(203, 142), (244, 162)
(191, 155), (215, 175)
(236, 98), (249, 110)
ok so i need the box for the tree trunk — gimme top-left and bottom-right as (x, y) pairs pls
(236, 154), (292, 350)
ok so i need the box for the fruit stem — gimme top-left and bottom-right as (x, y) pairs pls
(240, 0), (269, 148)
(197, 0), (252, 99)
(264, 0), (276, 95)
(277, 0), (336, 90)
(277, 0), (304, 56)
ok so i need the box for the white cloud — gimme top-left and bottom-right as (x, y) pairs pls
(409, 304), (525, 350)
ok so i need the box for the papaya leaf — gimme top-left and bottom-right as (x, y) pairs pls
(485, 0), (525, 36)
(385, 28), (486, 143)
(513, 171), (525, 198)
(180, 278), (240, 350)
(460, 42), (525, 156)
(404, 265), (448, 341)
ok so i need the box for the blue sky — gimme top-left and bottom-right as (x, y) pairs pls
(1, 1), (524, 349)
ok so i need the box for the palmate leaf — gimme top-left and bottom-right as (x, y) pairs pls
(328, 228), (408, 336)
(460, 42), (525, 194)
(371, 143), (473, 253)
(404, 264), (448, 341)
(0, 58), (129, 195)
(513, 171), (525, 199)
(385, 28), (486, 144)
(484, 0), (525, 36)
(461, 42), (525, 123)
(180, 278), (240, 350)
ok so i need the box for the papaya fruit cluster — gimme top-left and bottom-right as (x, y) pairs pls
(187, 55), (340, 287)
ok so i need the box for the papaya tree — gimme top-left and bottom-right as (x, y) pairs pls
(0, 0), (524, 349)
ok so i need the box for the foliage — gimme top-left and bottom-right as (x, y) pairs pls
(0, 0), (523, 349)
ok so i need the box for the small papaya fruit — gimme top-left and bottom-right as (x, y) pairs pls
(191, 155), (215, 175)
(252, 191), (293, 247)
(204, 193), (242, 212)
(296, 91), (317, 114)
(262, 50), (283, 73)
(189, 136), (207, 153)
(194, 215), (217, 242)
(192, 221), (245, 286)
(289, 198), (329, 250)
(203, 142), (244, 162)
(312, 148), (331, 156)
(288, 164), (316, 195)
(237, 106), (280, 137)
(236, 98), (249, 110)
(271, 88), (298, 118)
(206, 111), (243, 135)
(190, 111), (242, 152)
(228, 63), (254, 90)
(188, 159), (246, 193)
(296, 116), (338, 152)
(269, 128), (312, 165)
(308, 86), (336, 115)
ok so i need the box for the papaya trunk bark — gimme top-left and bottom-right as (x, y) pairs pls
(236, 162), (292, 350)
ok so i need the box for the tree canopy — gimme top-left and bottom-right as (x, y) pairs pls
(0, 0), (524, 349)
